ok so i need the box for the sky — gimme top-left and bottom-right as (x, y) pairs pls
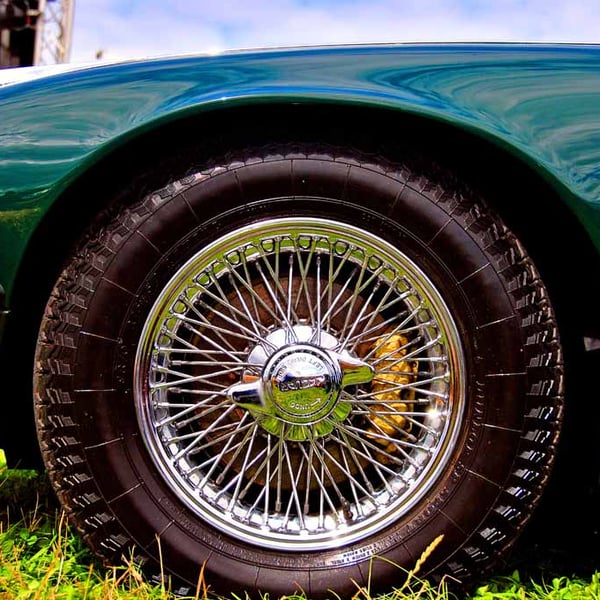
(70, 0), (600, 63)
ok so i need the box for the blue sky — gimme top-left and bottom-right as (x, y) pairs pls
(70, 0), (600, 63)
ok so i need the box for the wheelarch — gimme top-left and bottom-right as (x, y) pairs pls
(4, 101), (597, 472)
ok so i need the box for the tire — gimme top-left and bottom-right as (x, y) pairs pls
(34, 145), (563, 598)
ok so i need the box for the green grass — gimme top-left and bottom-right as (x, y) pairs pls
(1, 455), (599, 600)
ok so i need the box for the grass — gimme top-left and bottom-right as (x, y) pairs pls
(1, 451), (599, 600)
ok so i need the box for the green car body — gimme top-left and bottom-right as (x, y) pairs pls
(2, 43), (600, 311)
(0, 43), (598, 596)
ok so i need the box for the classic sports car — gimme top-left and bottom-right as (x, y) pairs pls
(1, 43), (599, 598)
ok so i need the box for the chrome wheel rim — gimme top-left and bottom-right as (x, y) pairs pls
(135, 216), (465, 550)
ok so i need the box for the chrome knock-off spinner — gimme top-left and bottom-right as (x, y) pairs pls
(227, 340), (374, 440)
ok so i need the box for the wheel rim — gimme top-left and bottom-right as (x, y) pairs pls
(135, 215), (465, 550)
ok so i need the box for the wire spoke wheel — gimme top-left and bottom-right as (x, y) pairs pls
(135, 217), (465, 549)
(36, 146), (563, 597)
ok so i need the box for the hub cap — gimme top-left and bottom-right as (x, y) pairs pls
(266, 345), (340, 423)
(230, 336), (373, 440)
(135, 216), (465, 550)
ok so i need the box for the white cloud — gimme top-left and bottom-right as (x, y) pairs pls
(71, 0), (225, 62)
(70, 0), (600, 63)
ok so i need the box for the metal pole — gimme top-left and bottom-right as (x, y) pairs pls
(33, 0), (46, 65)
(60, 0), (73, 62)
(33, 0), (75, 65)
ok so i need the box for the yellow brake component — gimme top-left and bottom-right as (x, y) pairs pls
(368, 333), (418, 452)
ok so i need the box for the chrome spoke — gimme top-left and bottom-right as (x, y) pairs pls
(173, 404), (237, 461)
(194, 422), (253, 463)
(337, 260), (369, 337)
(319, 266), (356, 327)
(175, 311), (260, 348)
(286, 253), (294, 325)
(256, 242), (302, 326)
(255, 261), (297, 339)
(283, 443), (306, 529)
(275, 426), (286, 512)
(240, 253), (264, 331)
(313, 253), (323, 344)
(163, 387), (231, 396)
(332, 429), (394, 492)
(360, 302), (425, 358)
(155, 363), (244, 383)
(227, 425), (260, 511)
(226, 260), (291, 332)
(308, 436), (350, 511)
(344, 287), (410, 351)
(215, 444), (269, 500)
(179, 295), (247, 352)
(195, 276), (273, 338)
(297, 442), (341, 519)
(338, 281), (379, 351)
(333, 263), (388, 341)
(303, 442), (315, 516)
(330, 419), (414, 467)
(316, 439), (374, 501)
(191, 417), (253, 478)
(339, 442), (365, 517)
(320, 239), (353, 331)
(341, 389), (433, 405)
(156, 394), (225, 428)
(237, 433), (282, 504)
(332, 428), (401, 487)
(358, 323), (436, 351)
(292, 237), (318, 326)
(177, 320), (249, 366)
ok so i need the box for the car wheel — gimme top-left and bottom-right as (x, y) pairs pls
(34, 145), (563, 598)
